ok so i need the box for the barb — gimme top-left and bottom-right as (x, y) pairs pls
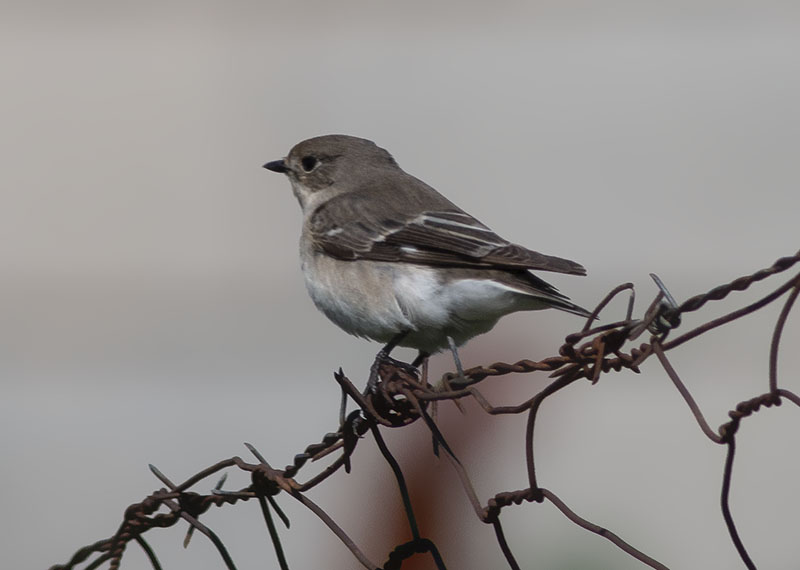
(184, 473), (227, 548)
(50, 250), (800, 570)
(149, 464), (238, 570)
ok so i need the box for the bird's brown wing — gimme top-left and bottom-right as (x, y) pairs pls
(308, 189), (586, 276)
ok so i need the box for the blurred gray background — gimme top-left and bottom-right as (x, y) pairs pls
(3, 1), (799, 569)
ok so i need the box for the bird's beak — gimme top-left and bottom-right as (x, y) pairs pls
(263, 159), (288, 173)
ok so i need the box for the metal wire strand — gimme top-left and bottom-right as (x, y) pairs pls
(49, 250), (800, 570)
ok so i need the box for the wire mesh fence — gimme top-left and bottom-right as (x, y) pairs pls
(48, 250), (800, 570)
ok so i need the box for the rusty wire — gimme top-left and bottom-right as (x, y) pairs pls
(48, 250), (800, 570)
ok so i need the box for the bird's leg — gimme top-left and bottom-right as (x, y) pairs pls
(411, 351), (429, 368)
(367, 331), (412, 393)
(412, 351), (430, 387)
(440, 337), (467, 415)
(446, 336), (466, 382)
(376, 332), (417, 369)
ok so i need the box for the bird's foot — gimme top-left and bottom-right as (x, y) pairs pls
(366, 351), (420, 395)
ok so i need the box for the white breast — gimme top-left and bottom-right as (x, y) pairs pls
(302, 248), (413, 344)
(392, 268), (538, 351)
(301, 241), (542, 353)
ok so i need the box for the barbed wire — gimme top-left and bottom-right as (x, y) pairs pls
(49, 250), (800, 570)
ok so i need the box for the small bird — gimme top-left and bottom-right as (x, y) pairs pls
(264, 135), (588, 376)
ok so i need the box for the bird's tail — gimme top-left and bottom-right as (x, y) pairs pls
(548, 296), (593, 319)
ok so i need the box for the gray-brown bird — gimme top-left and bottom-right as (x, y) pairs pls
(264, 135), (588, 373)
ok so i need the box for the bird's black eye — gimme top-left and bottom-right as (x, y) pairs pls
(301, 156), (318, 172)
